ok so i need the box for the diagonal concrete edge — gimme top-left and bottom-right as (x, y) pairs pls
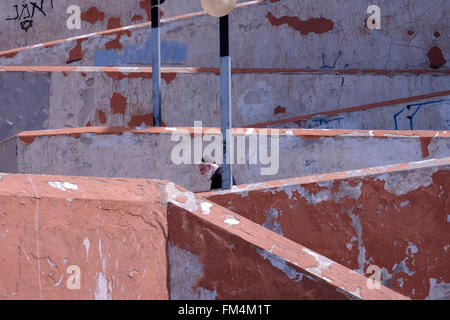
(198, 157), (450, 198)
(165, 182), (409, 300)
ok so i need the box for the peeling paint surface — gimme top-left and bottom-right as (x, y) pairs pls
(0, 174), (169, 299)
(206, 163), (450, 299)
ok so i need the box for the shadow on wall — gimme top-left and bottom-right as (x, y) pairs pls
(93, 39), (188, 66)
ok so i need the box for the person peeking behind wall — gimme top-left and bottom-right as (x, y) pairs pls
(198, 156), (237, 190)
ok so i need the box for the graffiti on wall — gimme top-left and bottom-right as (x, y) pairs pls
(5, 0), (54, 32)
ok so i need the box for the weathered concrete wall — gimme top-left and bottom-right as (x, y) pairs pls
(0, 67), (448, 142)
(0, 137), (17, 173)
(1, 0), (448, 71)
(0, 0), (247, 51)
(257, 94), (450, 131)
(166, 187), (407, 299)
(0, 70), (50, 142)
(0, 172), (407, 300)
(0, 173), (169, 299)
(0, 127), (448, 192)
(201, 158), (450, 300)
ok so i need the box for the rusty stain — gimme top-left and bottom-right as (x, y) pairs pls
(266, 12), (334, 35)
(19, 136), (36, 145)
(162, 72), (177, 85)
(97, 110), (107, 124)
(67, 38), (88, 64)
(420, 137), (432, 158)
(427, 47), (446, 69)
(0, 51), (18, 59)
(104, 18), (132, 50)
(128, 114), (154, 127)
(110, 92), (127, 115)
(274, 106), (286, 115)
(81, 7), (105, 25)
(131, 15), (144, 22)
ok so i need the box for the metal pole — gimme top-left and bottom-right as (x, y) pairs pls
(220, 15), (232, 189)
(152, 0), (162, 127)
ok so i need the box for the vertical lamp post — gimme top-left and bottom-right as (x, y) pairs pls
(151, 0), (165, 127)
(200, 0), (236, 189)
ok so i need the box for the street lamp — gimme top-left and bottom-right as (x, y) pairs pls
(201, 0), (236, 189)
(151, 0), (165, 127)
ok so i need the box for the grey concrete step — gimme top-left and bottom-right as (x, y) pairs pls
(0, 66), (448, 142)
(1, 0), (448, 70)
(1, 127), (448, 192)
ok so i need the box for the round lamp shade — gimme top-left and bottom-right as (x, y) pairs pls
(200, 0), (237, 17)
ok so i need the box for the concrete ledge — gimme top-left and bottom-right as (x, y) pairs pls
(0, 67), (449, 142)
(0, 174), (169, 299)
(1, 127), (449, 192)
(167, 185), (408, 300)
(200, 158), (450, 299)
(0, 172), (408, 299)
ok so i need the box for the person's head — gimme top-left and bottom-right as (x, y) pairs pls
(198, 157), (219, 179)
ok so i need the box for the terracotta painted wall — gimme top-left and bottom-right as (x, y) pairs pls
(166, 188), (407, 300)
(0, 174), (169, 299)
(203, 160), (450, 300)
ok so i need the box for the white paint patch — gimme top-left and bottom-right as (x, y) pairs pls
(54, 273), (64, 287)
(257, 249), (313, 283)
(426, 278), (450, 300)
(200, 202), (213, 215)
(168, 244), (217, 300)
(165, 127), (178, 132)
(83, 237), (90, 262)
(95, 273), (111, 300)
(224, 215), (240, 226)
(400, 201), (410, 207)
(160, 182), (198, 212)
(48, 181), (79, 192)
(447, 215), (450, 223)
(302, 248), (333, 283)
(286, 130), (294, 136)
(374, 167), (438, 196)
(406, 242), (418, 255)
(262, 208), (283, 236)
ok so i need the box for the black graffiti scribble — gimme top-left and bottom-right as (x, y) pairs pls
(20, 19), (33, 32)
(5, 0), (54, 32)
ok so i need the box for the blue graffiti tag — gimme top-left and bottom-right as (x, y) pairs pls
(320, 51), (342, 69)
(307, 117), (344, 129)
(394, 99), (450, 130)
